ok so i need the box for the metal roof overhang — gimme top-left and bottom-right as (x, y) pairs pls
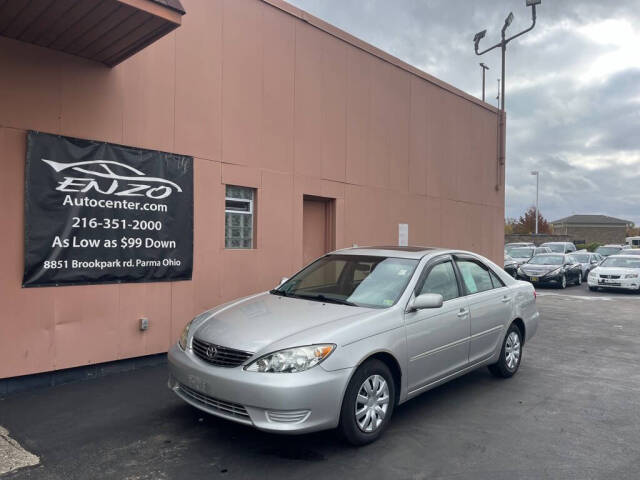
(0, 0), (184, 67)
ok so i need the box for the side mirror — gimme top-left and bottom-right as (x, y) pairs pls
(279, 277), (288, 285)
(409, 293), (444, 311)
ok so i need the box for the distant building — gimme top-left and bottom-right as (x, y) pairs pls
(550, 215), (633, 245)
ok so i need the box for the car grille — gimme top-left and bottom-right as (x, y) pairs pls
(176, 382), (250, 420)
(599, 274), (621, 279)
(192, 337), (254, 367)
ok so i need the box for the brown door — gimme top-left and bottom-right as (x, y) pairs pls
(303, 196), (335, 265)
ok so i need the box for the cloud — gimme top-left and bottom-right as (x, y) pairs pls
(287, 0), (640, 225)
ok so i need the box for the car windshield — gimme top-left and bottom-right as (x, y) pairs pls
(600, 257), (640, 268)
(528, 254), (564, 265)
(509, 247), (534, 258)
(543, 244), (565, 253)
(571, 254), (590, 263)
(273, 254), (419, 308)
(596, 246), (622, 256)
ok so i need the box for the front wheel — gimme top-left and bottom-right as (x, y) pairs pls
(559, 274), (567, 289)
(339, 359), (395, 446)
(488, 323), (523, 378)
(589, 286), (598, 292)
(576, 273), (582, 285)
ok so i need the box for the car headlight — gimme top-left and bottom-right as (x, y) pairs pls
(178, 319), (194, 350)
(588, 271), (597, 278)
(549, 267), (562, 276)
(624, 273), (638, 279)
(517, 267), (524, 275)
(245, 344), (336, 373)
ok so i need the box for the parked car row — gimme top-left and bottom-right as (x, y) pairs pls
(504, 241), (640, 292)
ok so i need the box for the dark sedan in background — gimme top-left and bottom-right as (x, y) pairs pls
(517, 253), (583, 288)
(504, 255), (518, 277)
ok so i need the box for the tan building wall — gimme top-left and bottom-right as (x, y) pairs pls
(0, 0), (503, 379)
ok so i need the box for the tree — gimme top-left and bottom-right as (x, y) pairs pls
(504, 218), (517, 235)
(627, 224), (640, 237)
(512, 206), (551, 234)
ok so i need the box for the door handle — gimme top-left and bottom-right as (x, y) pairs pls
(501, 296), (511, 303)
(457, 308), (469, 318)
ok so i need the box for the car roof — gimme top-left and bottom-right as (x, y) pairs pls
(541, 242), (572, 245)
(332, 245), (444, 259)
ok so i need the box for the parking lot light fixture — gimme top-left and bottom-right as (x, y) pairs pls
(479, 63), (490, 101)
(531, 171), (539, 235)
(473, 0), (540, 190)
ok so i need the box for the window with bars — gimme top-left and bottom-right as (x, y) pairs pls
(225, 185), (255, 249)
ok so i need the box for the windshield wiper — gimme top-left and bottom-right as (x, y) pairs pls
(294, 294), (357, 306)
(269, 289), (287, 297)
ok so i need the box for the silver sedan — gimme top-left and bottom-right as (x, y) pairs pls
(168, 246), (539, 445)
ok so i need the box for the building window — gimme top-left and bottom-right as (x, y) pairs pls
(225, 185), (255, 249)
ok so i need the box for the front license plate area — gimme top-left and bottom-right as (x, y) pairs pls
(530, 276), (538, 282)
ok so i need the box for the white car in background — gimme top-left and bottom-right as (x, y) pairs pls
(588, 255), (640, 292)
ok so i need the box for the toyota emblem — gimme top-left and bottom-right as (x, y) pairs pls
(205, 345), (217, 359)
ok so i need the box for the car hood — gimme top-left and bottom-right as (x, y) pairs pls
(520, 264), (562, 275)
(593, 267), (639, 276)
(191, 292), (375, 354)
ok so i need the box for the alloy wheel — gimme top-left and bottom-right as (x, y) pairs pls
(505, 331), (521, 370)
(355, 374), (389, 433)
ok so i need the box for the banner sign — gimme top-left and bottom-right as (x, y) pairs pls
(23, 131), (193, 287)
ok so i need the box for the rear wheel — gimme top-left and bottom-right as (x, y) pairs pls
(488, 323), (523, 378)
(589, 286), (598, 292)
(339, 359), (395, 446)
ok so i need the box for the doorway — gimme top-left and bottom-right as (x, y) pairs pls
(303, 195), (335, 265)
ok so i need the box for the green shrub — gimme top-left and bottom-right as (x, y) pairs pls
(575, 243), (586, 251)
(585, 242), (602, 252)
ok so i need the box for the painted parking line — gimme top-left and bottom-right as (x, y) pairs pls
(536, 291), (640, 301)
(0, 426), (39, 475)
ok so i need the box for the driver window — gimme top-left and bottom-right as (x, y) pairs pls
(418, 261), (459, 302)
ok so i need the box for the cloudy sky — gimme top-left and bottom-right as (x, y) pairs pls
(288, 0), (640, 225)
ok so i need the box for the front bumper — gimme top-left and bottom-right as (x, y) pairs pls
(587, 277), (640, 291)
(517, 271), (564, 285)
(167, 344), (353, 434)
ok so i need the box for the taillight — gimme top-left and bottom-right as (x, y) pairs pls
(533, 290), (537, 300)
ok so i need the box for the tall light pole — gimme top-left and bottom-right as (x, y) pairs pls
(479, 63), (490, 102)
(473, 0), (541, 190)
(531, 170), (539, 234)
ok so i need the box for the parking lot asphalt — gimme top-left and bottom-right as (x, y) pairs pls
(1, 287), (639, 480)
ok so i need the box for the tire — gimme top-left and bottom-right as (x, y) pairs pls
(339, 359), (395, 446)
(589, 286), (598, 292)
(576, 273), (582, 286)
(559, 274), (567, 289)
(488, 323), (523, 378)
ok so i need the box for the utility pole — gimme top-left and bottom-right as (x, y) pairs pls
(479, 63), (490, 102)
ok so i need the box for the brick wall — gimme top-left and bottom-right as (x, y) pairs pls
(561, 226), (627, 245)
(504, 233), (572, 247)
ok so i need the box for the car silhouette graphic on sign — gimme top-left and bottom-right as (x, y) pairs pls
(42, 159), (183, 199)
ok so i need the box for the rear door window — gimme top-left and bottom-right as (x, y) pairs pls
(456, 259), (494, 295)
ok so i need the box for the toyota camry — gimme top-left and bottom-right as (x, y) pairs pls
(168, 246), (539, 445)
